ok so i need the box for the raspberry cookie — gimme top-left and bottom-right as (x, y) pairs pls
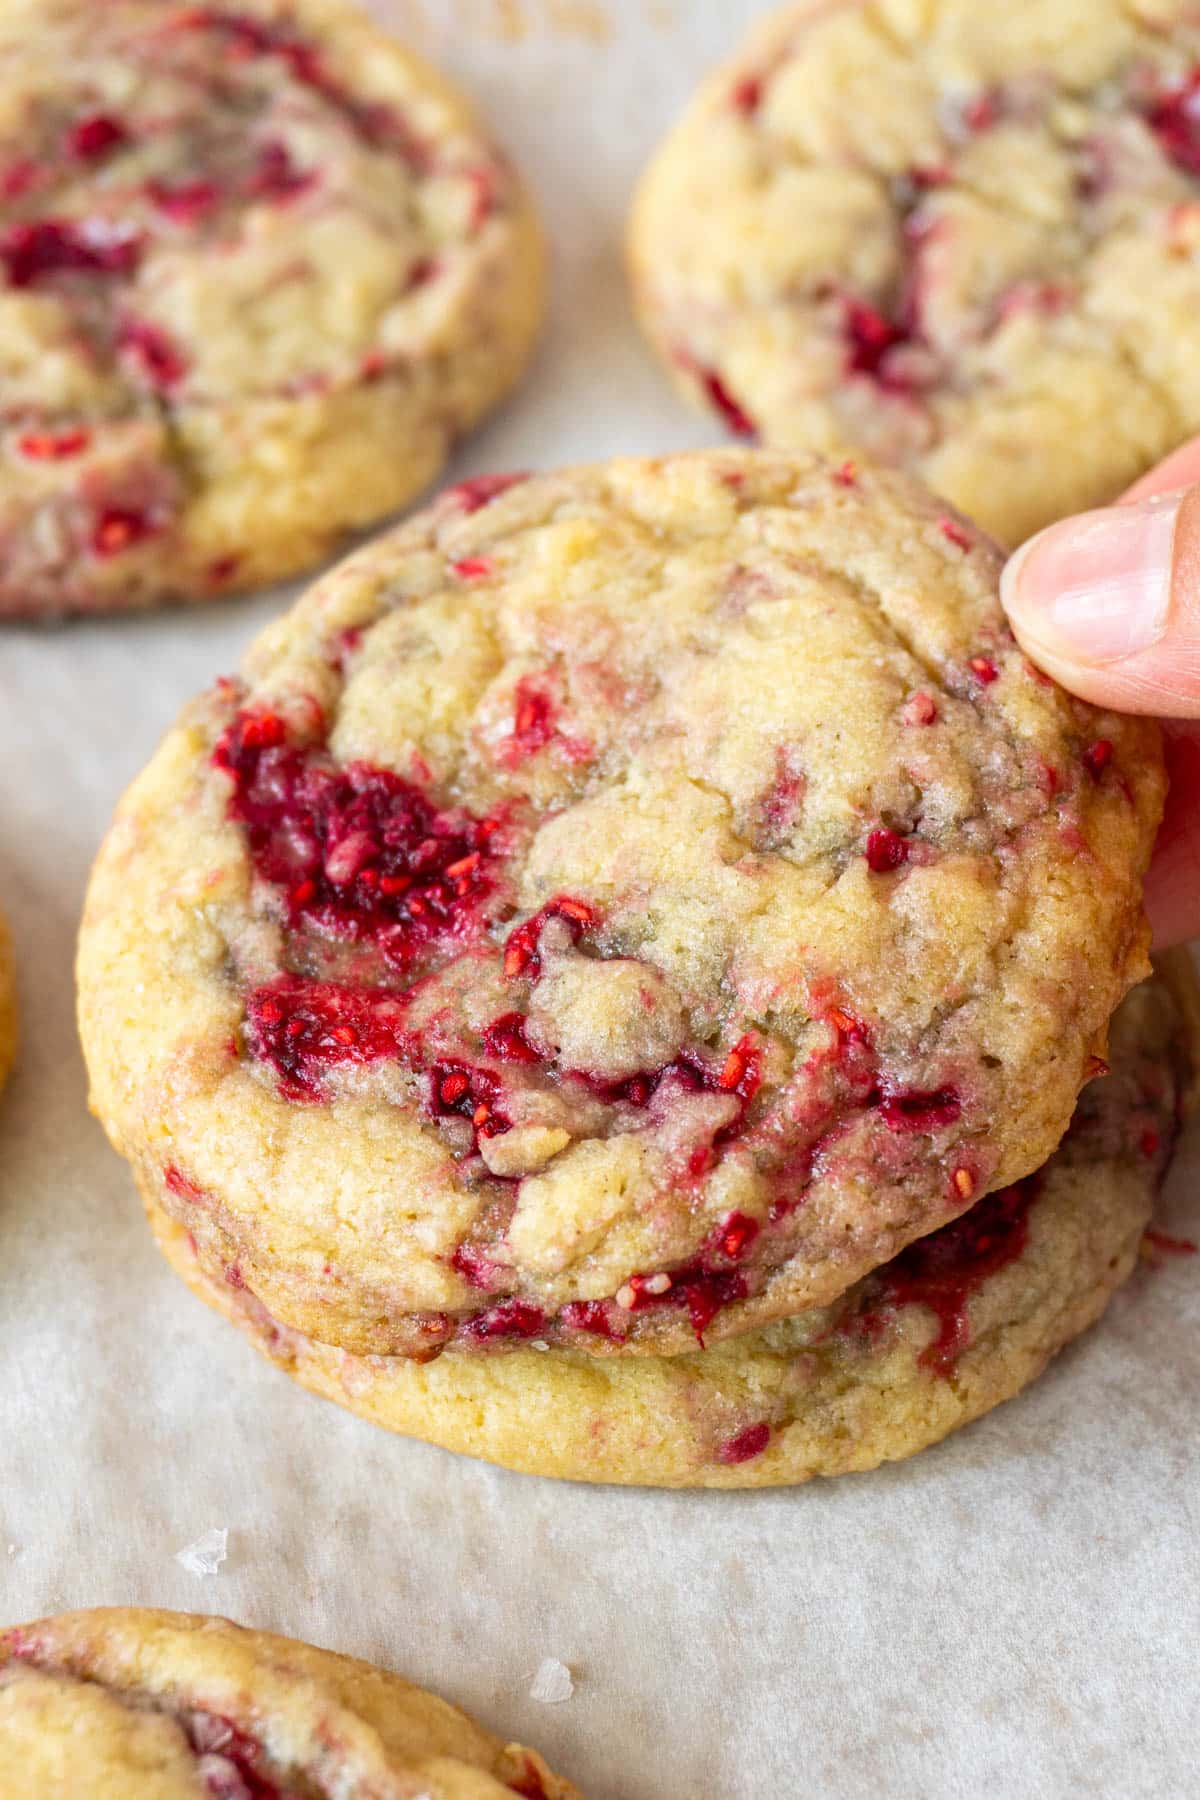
(0, 1608), (579, 1797)
(78, 451), (1163, 1363)
(0, 0), (544, 617)
(630, 0), (1200, 545)
(149, 959), (1200, 1487)
(0, 909), (15, 1093)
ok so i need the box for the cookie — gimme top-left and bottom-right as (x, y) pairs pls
(78, 450), (1164, 1363)
(0, 1607), (579, 1797)
(149, 959), (1200, 1487)
(629, 0), (1200, 545)
(0, 909), (15, 1093)
(0, 0), (544, 616)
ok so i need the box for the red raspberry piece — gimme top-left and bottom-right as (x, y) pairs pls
(715, 1422), (771, 1465)
(16, 428), (91, 460)
(444, 471), (530, 514)
(91, 508), (160, 557)
(1083, 739), (1113, 779)
(66, 113), (129, 160)
(865, 827), (909, 874)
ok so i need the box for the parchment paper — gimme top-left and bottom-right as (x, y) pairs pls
(2, 5), (1198, 1795)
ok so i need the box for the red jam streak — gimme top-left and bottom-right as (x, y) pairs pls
(148, 176), (222, 224)
(503, 895), (598, 980)
(869, 1179), (1034, 1374)
(715, 1422), (771, 1465)
(481, 1011), (541, 1064)
(501, 678), (557, 765)
(451, 1242), (501, 1289)
(459, 1298), (545, 1343)
(428, 1060), (508, 1142)
(246, 977), (414, 1103)
(569, 1034), (762, 1127)
(246, 139), (317, 203)
(699, 366), (757, 439)
(1082, 739), (1113, 780)
(758, 746), (807, 846)
(165, 9), (437, 174)
(903, 691), (938, 726)
(91, 507), (161, 556)
(1143, 1229), (1197, 1257)
(843, 296), (918, 390)
(186, 1713), (291, 1800)
(119, 316), (189, 388)
(609, 1203), (765, 1348)
(1147, 69), (1200, 177)
(16, 427), (91, 459)
(444, 470), (530, 513)
(214, 709), (503, 970)
(0, 218), (142, 287)
(171, 10), (379, 137)
(507, 1760), (551, 1800)
(66, 113), (130, 161)
(560, 1298), (627, 1342)
(938, 516), (972, 552)
(877, 1084), (962, 1134)
(164, 1164), (207, 1203)
(450, 555), (494, 582)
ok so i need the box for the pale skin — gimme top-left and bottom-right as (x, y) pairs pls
(1002, 441), (1200, 950)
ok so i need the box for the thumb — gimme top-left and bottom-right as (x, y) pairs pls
(1000, 485), (1200, 716)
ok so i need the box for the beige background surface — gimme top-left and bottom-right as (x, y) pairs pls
(2, 4), (1198, 1795)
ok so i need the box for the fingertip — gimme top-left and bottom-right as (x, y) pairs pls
(1001, 489), (1200, 717)
(1121, 438), (1200, 506)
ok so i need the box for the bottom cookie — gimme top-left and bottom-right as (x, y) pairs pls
(0, 910), (15, 1095)
(148, 960), (1199, 1490)
(0, 1608), (579, 1799)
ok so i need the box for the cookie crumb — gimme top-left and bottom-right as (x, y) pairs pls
(529, 1658), (574, 1704)
(175, 1528), (228, 1577)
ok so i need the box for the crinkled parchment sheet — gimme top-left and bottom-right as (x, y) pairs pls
(1, 5), (1197, 1795)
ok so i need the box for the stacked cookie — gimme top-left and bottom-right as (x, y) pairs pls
(78, 448), (1198, 1486)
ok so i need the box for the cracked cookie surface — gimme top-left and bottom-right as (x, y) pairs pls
(149, 960), (1200, 1486)
(78, 450), (1164, 1361)
(0, 1608), (579, 1798)
(0, 0), (544, 615)
(630, 0), (1200, 544)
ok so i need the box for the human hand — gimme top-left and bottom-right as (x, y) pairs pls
(1001, 442), (1200, 949)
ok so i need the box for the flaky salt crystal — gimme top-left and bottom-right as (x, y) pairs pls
(529, 1658), (573, 1704)
(175, 1528), (228, 1577)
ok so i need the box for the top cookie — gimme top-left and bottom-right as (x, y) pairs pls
(630, 0), (1200, 545)
(0, 0), (544, 616)
(78, 450), (1163, 1361)
(0, 1608), (579, 1798)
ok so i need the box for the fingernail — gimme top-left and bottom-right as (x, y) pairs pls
(1001, 490), (1181, 665)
